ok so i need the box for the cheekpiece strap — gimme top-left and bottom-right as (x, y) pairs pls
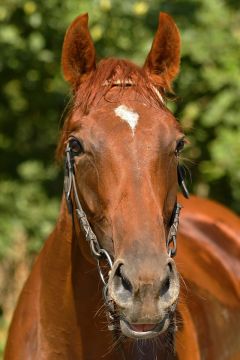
(177, 164), (190, 199)
(64, 145), (103, 259)
(64, 145), (74, 214)
(166, 202), (182, 257)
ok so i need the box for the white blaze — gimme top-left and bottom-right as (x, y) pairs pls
(114, 105), (139, 135)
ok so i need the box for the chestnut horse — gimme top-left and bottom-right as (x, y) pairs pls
(4, 13), (240, 360)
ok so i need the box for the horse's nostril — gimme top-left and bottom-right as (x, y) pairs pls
(116, 264), (133, 293)
(159, 260), (176, 297)
(110, 262), (133, 306)
(159, 276), (170, 297)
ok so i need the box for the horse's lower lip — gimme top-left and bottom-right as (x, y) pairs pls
(129, 323), (157, 332)
(120, 317), (170, 339)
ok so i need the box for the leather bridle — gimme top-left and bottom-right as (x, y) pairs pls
(64, 141), (189, 345)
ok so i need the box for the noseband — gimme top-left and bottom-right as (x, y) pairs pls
(64, 142), (189, 337)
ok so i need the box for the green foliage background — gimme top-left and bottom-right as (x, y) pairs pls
(0, 0), (240, 355)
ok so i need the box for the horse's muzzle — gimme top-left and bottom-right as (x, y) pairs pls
(108, 257), (180, 339)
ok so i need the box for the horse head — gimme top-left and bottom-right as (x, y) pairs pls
(58, 13), (186, 340)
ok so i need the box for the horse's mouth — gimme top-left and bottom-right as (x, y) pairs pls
(119, 316), (170, 339)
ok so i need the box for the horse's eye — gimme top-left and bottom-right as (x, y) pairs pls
(69, 138), (84, 155)
(175, 138), (185, 155)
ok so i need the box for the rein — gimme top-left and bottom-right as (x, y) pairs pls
(64, 142), (189, 356)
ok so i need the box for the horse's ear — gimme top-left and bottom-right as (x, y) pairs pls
(61, 13), (96, 88)
(144, 13), (181, 89)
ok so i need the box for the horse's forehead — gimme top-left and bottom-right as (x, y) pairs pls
(88, 99), (176, 140)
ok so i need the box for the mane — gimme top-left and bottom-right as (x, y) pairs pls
(57, 58), (172, 160)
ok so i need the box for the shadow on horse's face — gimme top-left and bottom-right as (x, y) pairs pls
(59, 12), (183, 339)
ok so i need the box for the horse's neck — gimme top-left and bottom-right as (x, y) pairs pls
(40, 198), (93, 301)
(39, 198), (115, 358)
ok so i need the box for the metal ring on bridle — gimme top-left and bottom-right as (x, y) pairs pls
(97, 259), (108, 286)
(99, 248), (113, 268)
(97, 249), (113, 286)
(89, 238), (102, 259)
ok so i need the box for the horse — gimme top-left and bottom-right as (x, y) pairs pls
(4, 12), (240, 360)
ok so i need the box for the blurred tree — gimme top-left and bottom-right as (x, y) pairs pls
(0, 0), (240, 356)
